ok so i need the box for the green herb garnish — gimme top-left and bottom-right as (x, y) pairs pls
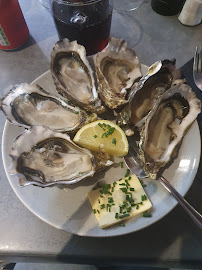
(119, 161), (124, 168)
(143, 211), (152, 217)
(120, 188), (127, 193)
(74, 111), (79, 114)
(126, 207), (131, 212)
(140, 179), (147, 188)
(130, 188), (134, 191)
(119, 213), (130, 218)
(100, 204), (105, 209)
(125, 169), (130, 178)
(141, 194), (147, 201)
(108, 197), (114, 203)
(93, 135), (98, 138)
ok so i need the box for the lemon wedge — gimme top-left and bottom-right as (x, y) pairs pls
(73, 120), (129, 157)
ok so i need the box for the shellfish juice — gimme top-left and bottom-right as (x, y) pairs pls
(52, 0), (113, 56)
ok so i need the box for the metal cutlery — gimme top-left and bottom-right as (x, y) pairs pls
(193, 46), (202, 91)
(124, 147), (202, 230)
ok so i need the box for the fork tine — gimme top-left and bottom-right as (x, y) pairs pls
(194, 46), (198, 72)
(198, 45), (202, 73)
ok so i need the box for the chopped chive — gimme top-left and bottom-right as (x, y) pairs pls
(100, 184), (111, 194)
(113, 181), (117, 187)
(126, 192), (132, 196)
(100, 204), (105, 209)
(100, 195), (103, 198)
(112, 138), (117, 145)
(140, 202), (143, 205)
(128, 176), (131, 180)
(74, 111), (79, 114)
(131, 203), (135, 207)
(98, 123), (103, 128)
(119, 213), (130, 218)
(115, 213), (119, 219)
(130, 188), (135, 191)
(98, 199), (100, 204)
(119, 178), (122, 181)
(123, 211), (126, 214)
(141, 194), (147, 201)
(126, 195), (130, 201)
(123, 201), (128, 206)
(143, 211), (152, 217)
(120, 188), (127, 193)
(111, 187), (114, 192)
(126, 207), (131, 212)
(119, 223), (125, 227)
(125, 169), (130, 178)
(128, 197), (134, 203)
(97, 210), (100, 214)
(125, 180), (130, 186)
(103, 123), (106, 127)
(108, 192), (112, 195)
(119, 206), (122, 213)
(140, 179), (147, 188)
(93, 209), (96, 214)
(112, 203), (115, 206)
(107, 204), (111, 212)
(93, 135), (98, 138)
(108, 197), (114, 203)
(119, 162), (124, 168)
(119, 183), (126, 186)
(136, 205), (139, 209)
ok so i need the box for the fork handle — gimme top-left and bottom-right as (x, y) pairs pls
(160, 176), (202, 230)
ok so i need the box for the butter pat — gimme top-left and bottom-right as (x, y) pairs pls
(88, 174), (152, 228)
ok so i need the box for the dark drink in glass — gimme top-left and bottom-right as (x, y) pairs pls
(52, 0), (113, 55)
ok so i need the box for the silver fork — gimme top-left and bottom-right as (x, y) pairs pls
(124, 147), (202, 230)
(193, 46), (202, 91)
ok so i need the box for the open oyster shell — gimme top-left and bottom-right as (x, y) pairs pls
(94, 38), (142, 109)
(50, 39), (105, 114)
(0, 83), (97, 133)
(117, 59), (185, 135)
(9, 126), (113, 187)
(137, 83), (201, 179)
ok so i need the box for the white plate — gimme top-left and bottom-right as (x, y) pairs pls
(2, 70), (201, 237)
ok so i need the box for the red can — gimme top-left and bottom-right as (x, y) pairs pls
(0, 0), (29, 50)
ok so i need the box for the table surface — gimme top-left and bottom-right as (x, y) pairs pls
(0, 0), (202, 268)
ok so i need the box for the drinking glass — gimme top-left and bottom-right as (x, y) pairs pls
(51, 0), (114, 56)
(114, 0), (145, 11)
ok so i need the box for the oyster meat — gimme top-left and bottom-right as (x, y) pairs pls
(0, 83), (97, 133)
(117, 59), (185, 135)
(94, 38), (142, 109)
(137, 83), (201, 179)
(9, 126), (113, 187)
(51, 39), (105, 114)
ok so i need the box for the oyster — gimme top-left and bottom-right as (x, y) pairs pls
(50, 39), (105, 114)
(117, 59), (185, 135)
(137, 83), (201, 179)
(94, 37), (142, 109)
(0, 83), (97, 133)
(9, 126), (113, 187)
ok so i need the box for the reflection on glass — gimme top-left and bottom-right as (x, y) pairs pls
(114, 0), (145, 11)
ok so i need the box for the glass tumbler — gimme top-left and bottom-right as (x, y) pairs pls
(51, 0), (114, 56)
